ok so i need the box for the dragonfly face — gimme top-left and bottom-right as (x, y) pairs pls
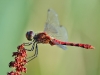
(26, 31), (34, 41)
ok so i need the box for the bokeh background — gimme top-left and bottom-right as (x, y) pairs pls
(0, 0), (99, 75)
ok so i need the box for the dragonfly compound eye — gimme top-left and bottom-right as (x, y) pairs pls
(26, 31), (34, 41)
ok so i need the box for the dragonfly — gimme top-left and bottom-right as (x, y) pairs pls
(24, 9), (94, 62)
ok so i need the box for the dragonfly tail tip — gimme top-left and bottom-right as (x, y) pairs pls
(90, 46), (95, 49)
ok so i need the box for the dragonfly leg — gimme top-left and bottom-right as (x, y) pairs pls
(27, 43), (38, 62)
(23, 42), (32, 46)
(30, 41), (35, 51)
(27, 55), (37, 62)
(33, 43), (38, 56)
(25, 41), (36, 51)
(23, 40), (35, 46)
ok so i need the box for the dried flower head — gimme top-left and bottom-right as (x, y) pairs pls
(7, 44), (27, 75)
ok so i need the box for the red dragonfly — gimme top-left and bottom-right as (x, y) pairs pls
(24, 9), (94, 62)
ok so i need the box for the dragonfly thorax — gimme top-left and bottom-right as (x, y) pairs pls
(26, 31), (35, 41)
(33, 32), (52, 44)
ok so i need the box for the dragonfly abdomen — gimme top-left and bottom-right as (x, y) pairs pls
(52, 39), (94, 49)
(65, 42), (94, 49)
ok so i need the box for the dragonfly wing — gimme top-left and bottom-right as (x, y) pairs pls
(44, 9), (68, 50)
(44, 9), (59, 35)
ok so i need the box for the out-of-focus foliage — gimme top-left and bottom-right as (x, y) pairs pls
(0, 0), (99, 75)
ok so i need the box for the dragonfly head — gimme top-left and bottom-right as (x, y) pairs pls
(26, 31), (35, 41)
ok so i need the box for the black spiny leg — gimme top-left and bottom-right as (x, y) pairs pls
(24, 42), (33, 46)
(30, 41), (36, 51)
(24, 40), (38, 62)
(26, 42), (36, 59)
(33, 43), (38, 56)
(27, 43), (38, 62)
(24, 40), (35, 51)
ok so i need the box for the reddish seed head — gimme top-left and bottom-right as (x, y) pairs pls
(17, 44), (24, 50)
(9, 61), (17, 67)
(16, 66), (27, 73)
(8, 44), (27, 75)
(7, 71), (21, 75)
(12, 52), (22, 57)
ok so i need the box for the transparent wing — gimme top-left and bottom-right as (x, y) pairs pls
(44, 9), (68, 50)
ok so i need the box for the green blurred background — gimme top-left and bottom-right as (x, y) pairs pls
(0, 0), (99, 75)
